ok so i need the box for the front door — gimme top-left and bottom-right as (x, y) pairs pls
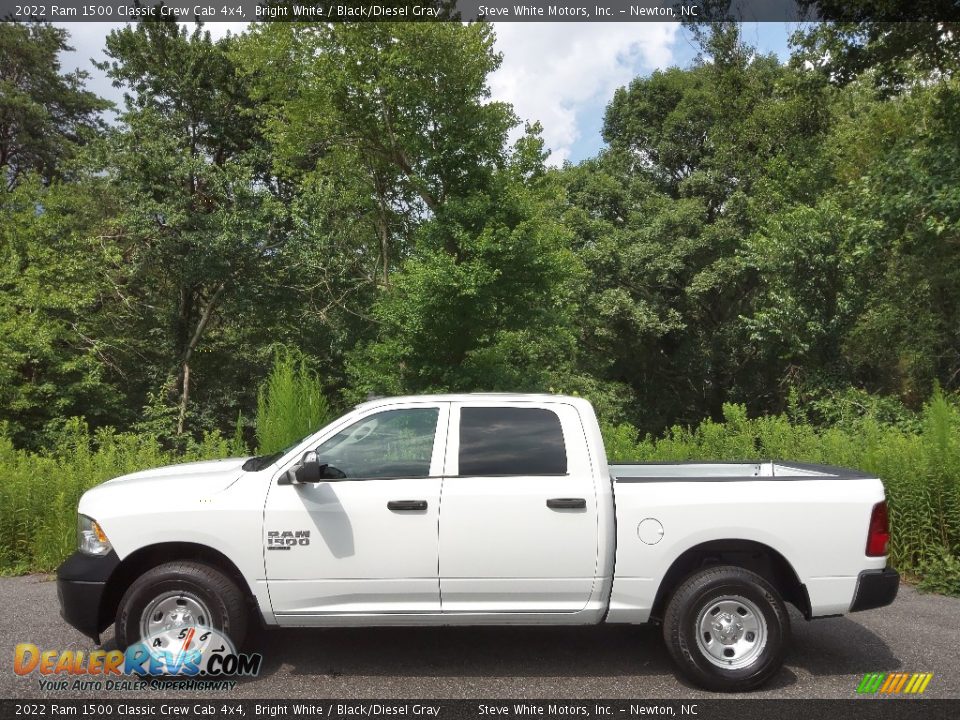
(264, 402), (448, 619)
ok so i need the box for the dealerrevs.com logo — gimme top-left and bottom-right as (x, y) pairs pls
(14, 626), (261, 692)
(857, 672), (934, 695)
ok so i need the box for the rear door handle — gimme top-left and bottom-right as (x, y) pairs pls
(546, 498), (586, 509)
(387, 500), (428, 511)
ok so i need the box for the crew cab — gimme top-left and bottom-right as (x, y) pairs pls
(57, 394), (899, 691)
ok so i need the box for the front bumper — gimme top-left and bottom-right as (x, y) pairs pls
(850, 567), (900, 612)
(56, 550), (120, 642)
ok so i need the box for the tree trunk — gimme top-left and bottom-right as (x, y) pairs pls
(176, 363), (190, 436)
(172, 282), (226, 435)
(374, 174), (390, 286)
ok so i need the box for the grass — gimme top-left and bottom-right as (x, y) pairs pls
(0, 419), (244, 574)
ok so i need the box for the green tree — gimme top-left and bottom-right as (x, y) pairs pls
(832, 78), (960, 401)
(743, 66), (960, 406)
(95, 21), (284, 438)
(0, 176), (125, 447)
(238, 23), (603, 404)
(0, 23), (115, 447)
(256, 349), (331, 454)
(564, 26), (832, 429)
(0, 22), (108, 191)
(347, 131), (591, 400)
(238, 21), (514, 280)
(794, 3), (959, 92)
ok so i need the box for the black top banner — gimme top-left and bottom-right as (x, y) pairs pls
(3, 0), (960, 23)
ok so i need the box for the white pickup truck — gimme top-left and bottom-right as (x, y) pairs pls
(58, 393), (898, 691)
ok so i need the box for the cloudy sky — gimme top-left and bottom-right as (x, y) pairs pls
(59, 21), (796, 166)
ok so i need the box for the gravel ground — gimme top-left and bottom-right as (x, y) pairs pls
(1, 575), (957, 700)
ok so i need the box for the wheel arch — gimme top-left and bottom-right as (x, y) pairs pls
(98, 542), (258, 634)
(650, 538), (811, 622)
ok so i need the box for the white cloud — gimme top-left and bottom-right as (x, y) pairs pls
(197, 22), (249, 40)
(58, 21), (678, 165)
(490, 22), (679, 165)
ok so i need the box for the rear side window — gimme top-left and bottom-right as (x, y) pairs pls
(458, 407), (567, 476)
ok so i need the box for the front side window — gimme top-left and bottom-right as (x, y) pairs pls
(314, 408), (439, 479)
(458, 406), (568, 476)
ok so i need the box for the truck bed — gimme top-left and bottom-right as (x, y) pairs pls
(605, 459), (885, 623)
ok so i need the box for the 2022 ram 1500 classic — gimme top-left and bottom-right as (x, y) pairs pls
(57, 393), (899, 691)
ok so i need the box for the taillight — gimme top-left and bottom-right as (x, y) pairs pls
(866, 501), (890, 557)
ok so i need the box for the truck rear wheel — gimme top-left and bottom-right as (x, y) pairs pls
(115, 561), (248, 651)
(663, 565), (789, 692)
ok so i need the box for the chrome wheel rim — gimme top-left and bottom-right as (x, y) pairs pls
(695, 594), (768, 669)
(139, 591), (213, 648)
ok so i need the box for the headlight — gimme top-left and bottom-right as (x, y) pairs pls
(77, 515), (112, 556)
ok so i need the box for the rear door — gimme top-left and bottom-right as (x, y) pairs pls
(438, 401), (599, 613)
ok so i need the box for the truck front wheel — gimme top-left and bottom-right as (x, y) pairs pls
(663, 565), (789, 692)
(115, 561), (248, 651)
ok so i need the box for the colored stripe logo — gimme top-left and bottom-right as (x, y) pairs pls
(857, 672), (933, 694)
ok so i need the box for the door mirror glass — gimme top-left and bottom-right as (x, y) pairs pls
(320, 464), (347, 480)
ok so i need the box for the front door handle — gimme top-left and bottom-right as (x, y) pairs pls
(387, 500), (428, 511)
(546, 498), (586, 509)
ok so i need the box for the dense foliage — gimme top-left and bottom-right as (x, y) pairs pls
(1, 19), (958, 587)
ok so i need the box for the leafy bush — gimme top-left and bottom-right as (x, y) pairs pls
(255, 350), (331, 454)
(917, 549), (960, 596)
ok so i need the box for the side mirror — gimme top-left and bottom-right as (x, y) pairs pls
(295, 451), (323, 483)
(279, 450), (323, 485)
(279, 451), (347, 485)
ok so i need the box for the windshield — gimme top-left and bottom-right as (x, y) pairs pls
(241, 434), (312, 472)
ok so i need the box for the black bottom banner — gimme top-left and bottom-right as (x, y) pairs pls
(1, 699), (957, 720)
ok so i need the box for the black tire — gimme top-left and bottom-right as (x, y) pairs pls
(115, 561), (248, 650)
(663, 565), (790, 692)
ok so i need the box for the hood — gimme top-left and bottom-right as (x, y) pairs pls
(104, 455), (250, 489)
(102, 457), (250, 488)
(77, 456), (256, 552)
